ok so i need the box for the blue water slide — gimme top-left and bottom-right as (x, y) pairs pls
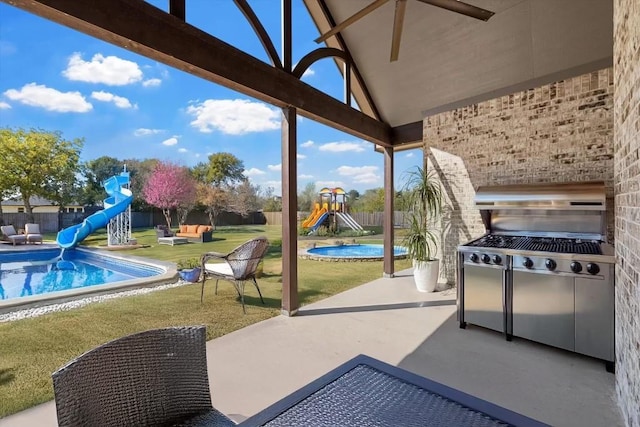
(308, 212), (329, 232)
(56, 173), (133, 249)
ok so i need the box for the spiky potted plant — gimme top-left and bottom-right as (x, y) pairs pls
(402, 165), (443, 292)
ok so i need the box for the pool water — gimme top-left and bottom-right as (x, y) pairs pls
(306, 244), (407, 259)
(0, 249), (163, 302)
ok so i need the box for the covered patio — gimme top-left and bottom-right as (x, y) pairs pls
(1, 0), (637, 425)
(0, 270), (621, 426)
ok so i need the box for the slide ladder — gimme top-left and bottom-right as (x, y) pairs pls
(56, 173), (133, 248)
(336, 212), (364, 231)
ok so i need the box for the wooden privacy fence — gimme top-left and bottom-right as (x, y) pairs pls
(263, 211), (409, 227)
(1, 210), (407, 233)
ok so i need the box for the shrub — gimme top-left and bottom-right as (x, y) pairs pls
(177, 257), (200, 270)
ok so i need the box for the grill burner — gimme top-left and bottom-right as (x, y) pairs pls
(467, 235), (602, 255)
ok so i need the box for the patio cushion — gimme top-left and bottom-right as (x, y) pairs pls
(197, 225), (211, 234)
(187, 225), (198, 234)
(1, 225), (18, 236)
(203, 262), (234, 277)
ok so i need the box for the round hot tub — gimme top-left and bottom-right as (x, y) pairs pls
(301, 244), (408, 262)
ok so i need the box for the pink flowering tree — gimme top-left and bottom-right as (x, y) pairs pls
(143, 161), (197, 229)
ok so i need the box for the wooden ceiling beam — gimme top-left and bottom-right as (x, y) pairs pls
(3, 0), (392, 146)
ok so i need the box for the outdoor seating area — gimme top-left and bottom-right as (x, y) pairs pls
(0, 223), (43, 245)
(200, 237), (269, 314)
(176, 225), (213, 243)
(0, 225), (26, 245)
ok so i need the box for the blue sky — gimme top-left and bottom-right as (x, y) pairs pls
(0, 1), (420, 196)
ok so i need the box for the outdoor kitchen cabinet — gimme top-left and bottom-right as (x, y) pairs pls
(575, 274), (615, 362)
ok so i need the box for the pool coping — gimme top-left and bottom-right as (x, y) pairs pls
(298, 244), (408, 262)
(0, 246), (178, 314)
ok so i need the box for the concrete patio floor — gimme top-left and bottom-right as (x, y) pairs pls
(0, 269), (622, 426)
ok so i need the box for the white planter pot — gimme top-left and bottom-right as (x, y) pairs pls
(412, 259), (439, 292)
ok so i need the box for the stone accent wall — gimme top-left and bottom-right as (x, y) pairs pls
(613, 0), (640, 425)
(422, 68), (614, 285)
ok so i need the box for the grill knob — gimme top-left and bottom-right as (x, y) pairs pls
(469, 253), (479, 263)
(523, 258), (534, 269)
(481, 254), (491, 264)
(570, 261), (582, 273)
(545, 259), (557, 271)
(586, 263), (600, 275)
(492, 255), (502, 265)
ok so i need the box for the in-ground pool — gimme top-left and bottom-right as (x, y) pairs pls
(301, 244), (408, 261)
(0, 248), (174, 312)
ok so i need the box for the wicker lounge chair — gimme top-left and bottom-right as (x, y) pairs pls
(0, 225), (26, 245)
(24, 223), (43, 244)
(200, 236), (269, 314)
(52, 326), (235, 427)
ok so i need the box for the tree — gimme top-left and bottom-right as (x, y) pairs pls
(261, 187), (282, 212)
(193, 152), (245, 186)
(298, 182), (317, 211)
(125, 158), (159, 210)
(0, 127), (83, 221)
(193, 153), (246, 228)
(142, 162), (197, 228)
(197, 183), (228, 229)
(353, 188), (385, 213)
(227, 180), (261, 217)
(82, 156), (123, 205)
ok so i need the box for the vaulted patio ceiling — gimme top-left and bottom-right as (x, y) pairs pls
(304, 0), (613, 144)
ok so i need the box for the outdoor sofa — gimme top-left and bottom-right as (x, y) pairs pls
(175, 224), (213, 243)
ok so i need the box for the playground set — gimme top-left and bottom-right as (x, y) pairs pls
(302, 187), (364, 234)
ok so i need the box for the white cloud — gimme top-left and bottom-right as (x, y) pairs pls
(244, 168), (266, 177)
(336, 165), (379, 184)
(297, 154), (306, 159)
(299, 174), (313, 179)
(405, 152), (414, 158)
(3, 83), (92, 113)
(178, 148), (188, 153)
(302, 67), (315, 78)
(319, 141), (367, 153)
(301, 140), (314, 148)
(142, 78), (162, 87)
(0, 101), (10, 109)
(134, 128), (163, 137)
(162, 137), (178, 146)
(186, 99), (280, 135)
(317, 180), (345, 188)
(63, 53), (143, 85)
(91, 91), (134, 109)
(268, 164), (282, 172)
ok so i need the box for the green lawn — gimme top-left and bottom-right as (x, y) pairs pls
(0, 225), (410, 417)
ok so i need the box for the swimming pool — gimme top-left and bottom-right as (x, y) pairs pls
(0, 247), (175, 312)
(301, 244), (408, 261)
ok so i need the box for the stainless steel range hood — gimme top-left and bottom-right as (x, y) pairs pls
(474, 181), (606, 210)
(473, 181), (608, 240)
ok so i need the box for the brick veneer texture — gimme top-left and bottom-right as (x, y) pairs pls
(422, 67), (614, 286)
(614, 0), (640, 425)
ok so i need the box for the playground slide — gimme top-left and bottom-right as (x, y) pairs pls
(56, 173), (133, 249)
(307, 211), (329, 232)
(302, 205), (320, 228)
(336, 212), (364, 231)
(303, 206), (327, 228)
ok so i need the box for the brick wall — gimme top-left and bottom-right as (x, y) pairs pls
(422, 68), (614, 285)
(613, 0), (640, 425)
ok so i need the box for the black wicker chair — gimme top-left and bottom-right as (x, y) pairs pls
(52, 326), (235, 427)
(200, 237), (269, 314)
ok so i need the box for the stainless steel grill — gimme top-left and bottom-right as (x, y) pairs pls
(464, 235), (602, 255)
(457, 181), (615, 372)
